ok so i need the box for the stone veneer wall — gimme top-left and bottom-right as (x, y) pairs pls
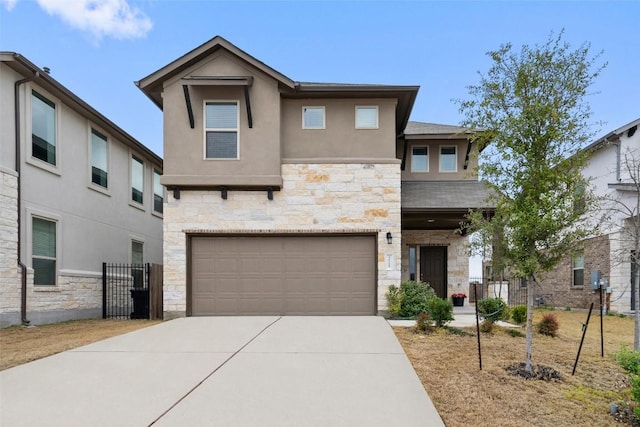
(163, 163), (402, 317)
(400, 230), (470, 298)
(0, 169), (20, 327)
(536, 234), (610, 310)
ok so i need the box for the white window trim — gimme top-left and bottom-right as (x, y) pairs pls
(572, 253), (585, 287)
(439, 145), (458, 173)
(302, 106), (326, 130)
(203, 100), (240, 160)
(129, 153), (146, 211)
(411, 146), (429, 173)
(26, 208), (61, 287)
(87, 123), (111, 196)
(355, 105), (379, 129)
(25, 83), (62, 176)
(152, 169), (164, 218)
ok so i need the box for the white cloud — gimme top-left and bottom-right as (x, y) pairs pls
(35, 0), (152, 40)
(0, 0), (18, 11)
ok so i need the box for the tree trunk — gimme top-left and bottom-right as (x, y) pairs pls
(635, 256), (640, 350)
(525, 275), (534, 373)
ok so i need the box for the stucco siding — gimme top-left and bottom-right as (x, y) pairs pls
(163, 163), (402, 317)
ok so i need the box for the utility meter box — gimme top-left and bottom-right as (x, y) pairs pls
(591, 270), (602, 290)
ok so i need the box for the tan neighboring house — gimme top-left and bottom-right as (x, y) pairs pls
(0, 52), (163, 327)
(536, 118), (640, 313)
(136, 36), (493, 318)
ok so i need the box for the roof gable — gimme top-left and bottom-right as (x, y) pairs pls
(136, 35), (295, 109)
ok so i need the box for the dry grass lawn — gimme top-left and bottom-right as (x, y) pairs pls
(0, 319), (159, 371)
(395, 309), (636, 427)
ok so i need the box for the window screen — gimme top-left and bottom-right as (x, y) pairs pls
(303, 107), (325, 129)
(412, 147), (428, 172)
(205, 102), (238, 159)
(356, 107), (378, 128)
(440, 146), (457, 172)
(131, 156), (144, 204)
(32, 217), (56, 285)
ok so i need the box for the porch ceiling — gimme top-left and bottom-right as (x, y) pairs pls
(401, 181), (496, 231)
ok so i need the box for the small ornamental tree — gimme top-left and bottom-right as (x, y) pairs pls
(458, 31), (605, 374)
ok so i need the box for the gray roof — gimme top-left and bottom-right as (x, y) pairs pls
(404, 121), (471, 136)
(402, 181), (496, 210)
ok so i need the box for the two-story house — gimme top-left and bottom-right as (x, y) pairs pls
(535, 118), (640, 313)
(0, 52), (163, 327)
(136, 36), (493, 318)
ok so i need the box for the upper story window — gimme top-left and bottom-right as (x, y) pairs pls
(32, 216), (56, 286)
(355, 106), (378, 129)
(32, 90), (57, 166)
(131, 155), (144, 205)
(411, 146), (429, 172)
(205, 101), (238, 159)
(302, 106), (325, 129)
(91, 129), (108, 188)
(573, 253), (584, 286)
(439, 146), (457, 172)
(153, 169), (163, 214)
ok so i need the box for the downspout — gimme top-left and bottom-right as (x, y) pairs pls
(15, 71), (39, 325)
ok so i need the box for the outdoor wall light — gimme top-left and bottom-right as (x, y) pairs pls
(386, 232), (393, 244)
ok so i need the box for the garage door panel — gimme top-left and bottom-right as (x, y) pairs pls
(190, 236), (375, 315)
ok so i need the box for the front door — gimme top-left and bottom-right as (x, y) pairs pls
(420, 246), (447, 299)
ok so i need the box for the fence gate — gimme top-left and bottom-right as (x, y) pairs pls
(103, 263), (150, 319)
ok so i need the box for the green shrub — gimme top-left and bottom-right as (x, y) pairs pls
(617, 345), (640, 375)
(415, 312), (433, 333)
(397, 281), (436, 318)
(426, 297), (454, 327)
(477, 297), (510, 323)
(511, 305), (527, 325)
(385, 285), (402, 317)
(537, 313), (559, 337)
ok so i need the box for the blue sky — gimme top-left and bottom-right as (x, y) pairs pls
(1, 0), (639, 157)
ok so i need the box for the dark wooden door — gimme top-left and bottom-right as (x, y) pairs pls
(420, 246), (447, 299)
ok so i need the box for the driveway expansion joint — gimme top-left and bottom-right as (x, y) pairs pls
(147, 316), (282, 426)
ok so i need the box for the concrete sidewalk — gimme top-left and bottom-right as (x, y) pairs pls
(388, 303), (519, 328)
(0, 316), (444, 427)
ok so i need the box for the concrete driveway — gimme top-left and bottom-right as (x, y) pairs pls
(0, 316), (444, 427)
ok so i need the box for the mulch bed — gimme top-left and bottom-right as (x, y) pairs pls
(505, 362), (562, 381)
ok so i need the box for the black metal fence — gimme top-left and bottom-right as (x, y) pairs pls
(103, 263), (150, 319)
(469, 276), (529, 307)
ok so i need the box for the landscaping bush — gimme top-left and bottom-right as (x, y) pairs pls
(617, 345), (640, 375)
(395, 281), (436, 318)
(508, 328), (525, 338)
(385, 285), (402, 317)
(511, 305), (527, 325)
(415, 312), (433, 333)
(477, 297), (510, 323)
(537, 313), (559, 337)
(426, 297), (454, 327)
(479, 319), (494, 333)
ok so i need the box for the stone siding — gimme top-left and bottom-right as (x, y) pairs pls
(163, 163), (402, 316)
(0, 170), (20, 326)
(536, 234), (610, 310)
(400, 230), (470, 298)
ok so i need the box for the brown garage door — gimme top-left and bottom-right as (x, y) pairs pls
(190, 235), (376, 315)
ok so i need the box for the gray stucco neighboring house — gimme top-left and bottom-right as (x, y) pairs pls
(0, 52), (164, 327)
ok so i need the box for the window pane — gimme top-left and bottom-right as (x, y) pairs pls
(32, 91), (56, 165)
(206, 132), (238, 158)
(206, 103), (237, 129)
(574, 269), (584, 286)
(303, 107), (324, 128)
(412, 147), (428, 172)
(409, 247), (416, 281)
(356, 107), (378, 128)
(92, 130), (108, 188)
(33, 217), (56, 257)
(33, 258), (56, 286)
(573, 254), (584, 269)
(131, 156), (143, 203)
(440, 147), (457, 171)
(153, 170), (163, 213)
(132, 241), (143, 265)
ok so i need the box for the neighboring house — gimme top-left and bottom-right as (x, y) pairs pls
(536, 118), (640, 313)
(136, 36), (493, 318)
(0, 52), (163, 327)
